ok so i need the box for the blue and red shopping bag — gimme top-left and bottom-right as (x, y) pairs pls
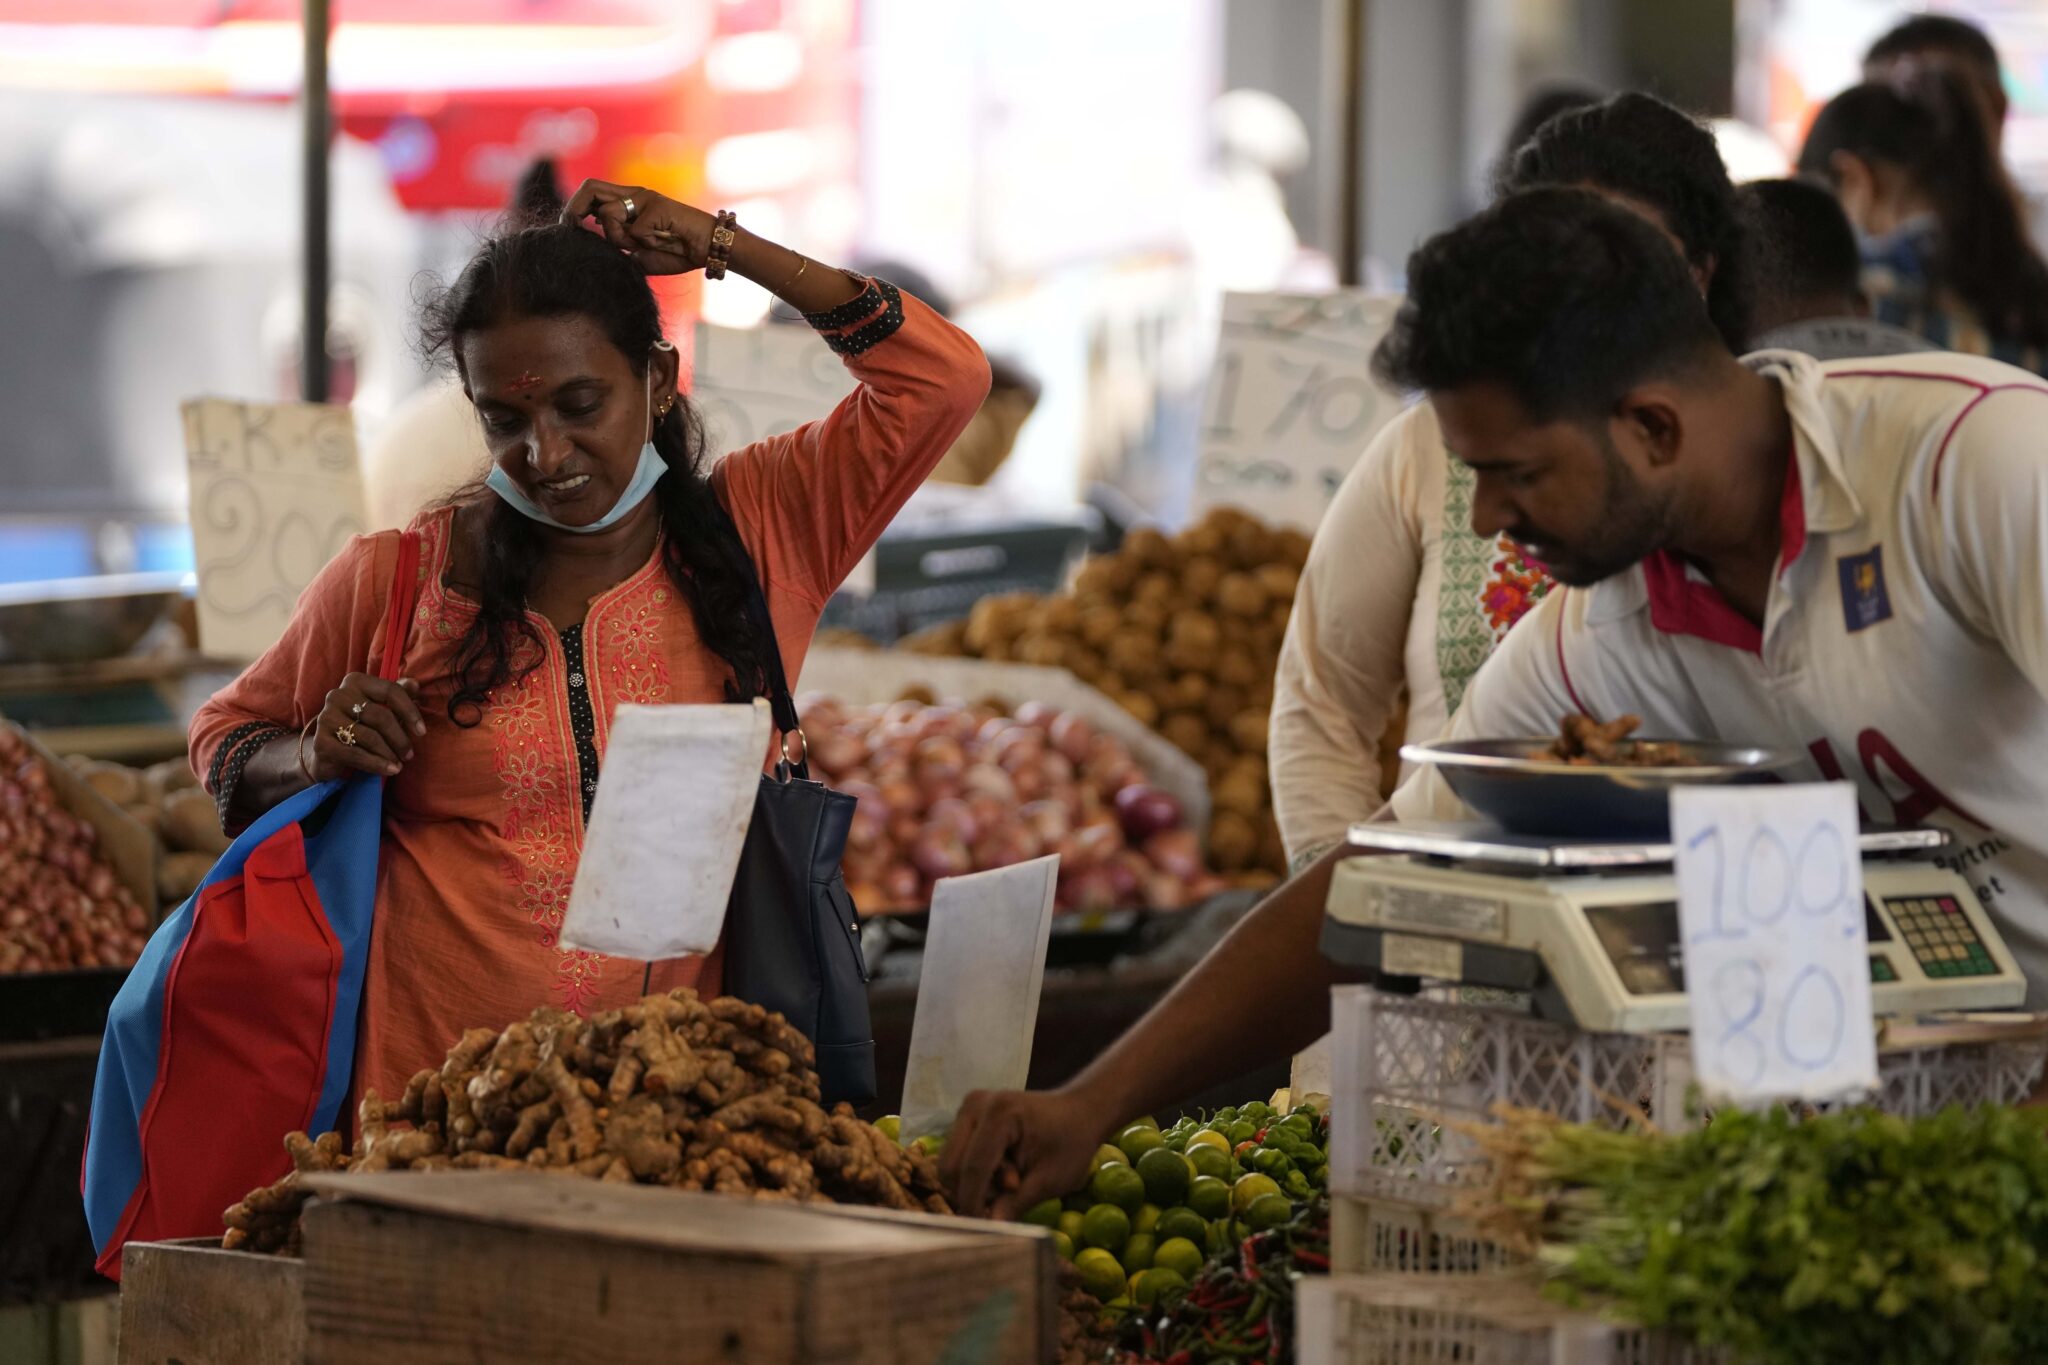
(84, 532), (419, 1278)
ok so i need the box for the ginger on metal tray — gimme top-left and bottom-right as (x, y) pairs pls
(221, 989), (950, 1256)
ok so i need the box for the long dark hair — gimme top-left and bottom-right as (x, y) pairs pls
(1800, 72), (2048, 349)
(1501, 92), (1753, 352)
(418, 169), (768, 725)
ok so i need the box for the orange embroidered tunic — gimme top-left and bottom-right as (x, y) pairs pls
(191, 285), (989, 1101)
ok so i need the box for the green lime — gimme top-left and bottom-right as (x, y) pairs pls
(1185, 1129), (1231, 1155)
(1052, 1230), (1076, 1261)
(874, 1114), (902, 1143)
(1133, 1203), (1163, 1235)
(1155, 1207), (1207, 1246)
(1118, 1124), (1167, 1161)
(1122, 1232), (1156, 1272)
(1127, 1271), (1146, 1301)
(1132, 1115), (1161, 1131)
(1057, 1210), (1087, 1243)
(1105, 1296), (1133, 1311)
(1135, 1147), (1192, 1206)
(1133, 1267), (1189, 1307)
(1088, 1163), (1147, 1214)
(1186, 1144), (1232, 1182)
(1022, 1198), (1063, 1228)
(1080, 1203), (1131, 1253)
(1205, 1219), (1232, 1255)
(1244, 1192), (1293, 1232)
(1094, 1143), (1131, 1169)
(913, 1134), (945, 1158)
(1187, 1175), (1231, 1221)
(1233, 1172), (1282, 1214)
(1152, 1235), (1205, 1280)
(1074, 1247), (1126, 1301)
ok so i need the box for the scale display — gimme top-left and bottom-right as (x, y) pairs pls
(1324, 824), (2028, 1033)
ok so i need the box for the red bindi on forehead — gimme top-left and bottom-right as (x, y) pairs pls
(506, 371), (544, 395)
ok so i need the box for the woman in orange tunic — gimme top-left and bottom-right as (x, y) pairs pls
(189, 181), (989, 1102)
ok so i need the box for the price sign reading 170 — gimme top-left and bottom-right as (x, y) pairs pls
(1671, 783), (1879, 1104)
(1191, 291), (1406, 534)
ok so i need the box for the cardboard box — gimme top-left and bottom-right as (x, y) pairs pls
(117, 1239), (305, 1365)
(300, 1172), (1056, 1364)
(7, 721), (157, 921)
(795, 646), (1210, 835)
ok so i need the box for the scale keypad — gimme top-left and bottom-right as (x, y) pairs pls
(1886, 896), (1998, 978)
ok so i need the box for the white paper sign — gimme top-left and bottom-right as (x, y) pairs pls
(181, 399), (369, 661)
(559, 701), (774, 961)
(691, 321), (859, 451)
(1191, 291), (1405, 534)
(1672, 783), (1877, 1104)
(900, 856), (1060, 1143)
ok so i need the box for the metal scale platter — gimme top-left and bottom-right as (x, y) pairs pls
(1322, 822), (2028, 1032)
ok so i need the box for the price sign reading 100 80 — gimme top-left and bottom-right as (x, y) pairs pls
(1670, 783), (1878, 1104)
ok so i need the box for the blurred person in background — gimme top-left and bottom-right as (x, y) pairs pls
(855, 259), (1041, 489)
(1488, 82), (1601, 187)
(190, 178), (988, 1102)
(1268, 92), (1751, 871)
(1742, 177), (1936, 360)
(1192, 89), (1336, 295)
(1800, 72), (2048, 374)
(1864, 12), (2007, 155)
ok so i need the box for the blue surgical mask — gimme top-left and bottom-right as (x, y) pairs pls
(484, 346), (671, 535)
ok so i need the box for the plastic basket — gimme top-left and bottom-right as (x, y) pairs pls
(1327, 986), (2048, 1213)
(1297, 1273), (1730, 1365)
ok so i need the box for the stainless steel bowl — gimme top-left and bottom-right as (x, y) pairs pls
(1402, 737), (1805, 839)
(0, 571), (191, 665)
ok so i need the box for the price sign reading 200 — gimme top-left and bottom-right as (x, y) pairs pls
(1670, 784), (1878, 1104)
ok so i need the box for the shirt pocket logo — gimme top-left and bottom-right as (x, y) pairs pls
(1837, 546), (1894, 633)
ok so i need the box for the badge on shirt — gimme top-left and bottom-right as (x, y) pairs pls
(1838, 546), (1894, 632)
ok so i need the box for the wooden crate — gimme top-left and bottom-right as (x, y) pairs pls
(300, 1172), (1057, 1364)
(116, 1239), (305, 1365)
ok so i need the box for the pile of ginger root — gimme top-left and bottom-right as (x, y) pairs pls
(223, 989), (947, 1255)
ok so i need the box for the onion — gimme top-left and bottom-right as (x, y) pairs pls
(808, 729), (866, 777)
(887, 813), (924, 850)
(1102, 851), (1148, 903)
(1144, 874), (1192, 912)
(876, 780), (920, 822)
(1057, 865), (1118, 914)
(911, 830), (973, 883)
(914, 736), (967, 787)
(977, 716), (1019, 746)
(927, 796), (980, 844)
(1010, 765), (1049, 802)
(964, 792), (1011, 833)
(973, 825), (1042, 871)
(1014, 701), (1059, 731)
(1056, 823), (1120, 871)
(961, 763), (1018, 806)
(1049, 713), (1096, 766)
(1020, 800), (1071, 846)
(1113, 784), (1184, 841)
(1143, 829), (1205, 882)
(880, 862), (923, 907)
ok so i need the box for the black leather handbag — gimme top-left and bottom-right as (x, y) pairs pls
(718, 529), (878, 1108)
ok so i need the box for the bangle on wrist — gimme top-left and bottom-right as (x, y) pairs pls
(705, 211), (738, 280)
(773, 255), (809, 297)
(297, 720), (319, 785)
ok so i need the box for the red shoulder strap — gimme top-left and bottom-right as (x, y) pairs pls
(375, 531), (423, 683)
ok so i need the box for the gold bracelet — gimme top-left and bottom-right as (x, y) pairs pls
(297, 719), (319, 785)
(774, 256), (810, 297)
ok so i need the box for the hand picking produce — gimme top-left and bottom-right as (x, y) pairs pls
(1463, 1102), (2048, 1365)
(0, 726), (151, 974)
(900, 507), (1307, 879)
(799, 691), (1222, 913)
(220, 990), (949, 1255)
(1018, 1101), (1328, 1309)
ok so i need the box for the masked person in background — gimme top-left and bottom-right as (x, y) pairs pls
(188, 181), (988, 1102)
(1801, 71), (2048, 375)
(1270, 92), (1753, 870)
(1742, 177), (1937, 362)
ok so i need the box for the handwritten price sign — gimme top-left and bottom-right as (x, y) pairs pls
(1191, 291), (1405, 534)
(1672, 784), (1878, 1104)
(690, 321), (857, 453)
(182, 399), (368, 662)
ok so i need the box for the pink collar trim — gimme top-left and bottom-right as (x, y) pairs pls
(1640, 451), (1805, 656)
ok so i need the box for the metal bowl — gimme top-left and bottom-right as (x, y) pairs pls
(1402, 737), (1806, 839)
(0, 572), (191, 665)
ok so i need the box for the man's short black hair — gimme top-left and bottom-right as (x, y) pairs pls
(1373, 187), (1726, 422)
(1742, 178), (1863, 317)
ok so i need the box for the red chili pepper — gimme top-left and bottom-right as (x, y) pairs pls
(1293, 1248), (1331, 1270)
(1241, 1236), (1262, 1280)
(1250, 1322), (1270, 1340)
(1255, 1126), (1269, 1143)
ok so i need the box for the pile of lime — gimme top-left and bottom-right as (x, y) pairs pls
(1022, 1100), (1327, 1306)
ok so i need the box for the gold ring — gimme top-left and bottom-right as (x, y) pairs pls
(336, 723), (359, 748)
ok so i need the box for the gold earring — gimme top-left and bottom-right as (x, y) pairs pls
(658, 396), (676, 418)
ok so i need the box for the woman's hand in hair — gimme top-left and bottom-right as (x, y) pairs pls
(561, 181), (718, 277)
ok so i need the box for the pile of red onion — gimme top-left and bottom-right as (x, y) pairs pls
(799, 696), (1222, 914)
(0, 727), (151, 974)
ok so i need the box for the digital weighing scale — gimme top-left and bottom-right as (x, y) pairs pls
(1322, 822), (2029, 1032)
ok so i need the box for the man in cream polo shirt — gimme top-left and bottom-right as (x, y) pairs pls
(1380, 188), (2048, 1003)
(936, 185), (2048, 1221)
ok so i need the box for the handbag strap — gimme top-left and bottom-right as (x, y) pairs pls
(375, 531), (424, 684)
(712, 502), (808, 779)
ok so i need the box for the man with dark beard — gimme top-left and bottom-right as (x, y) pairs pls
(941, 187), (2048, 1220)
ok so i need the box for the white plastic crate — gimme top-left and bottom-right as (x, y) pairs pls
(1327, 986), (2048, 1212)
(1296, 1272), (1729, 1365)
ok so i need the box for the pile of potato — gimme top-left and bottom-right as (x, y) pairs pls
(902, 508), (1309, 879)
(0, 727), (151, 973)
(65, 754), (227, 907)
(224, 990), (949, 1255)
